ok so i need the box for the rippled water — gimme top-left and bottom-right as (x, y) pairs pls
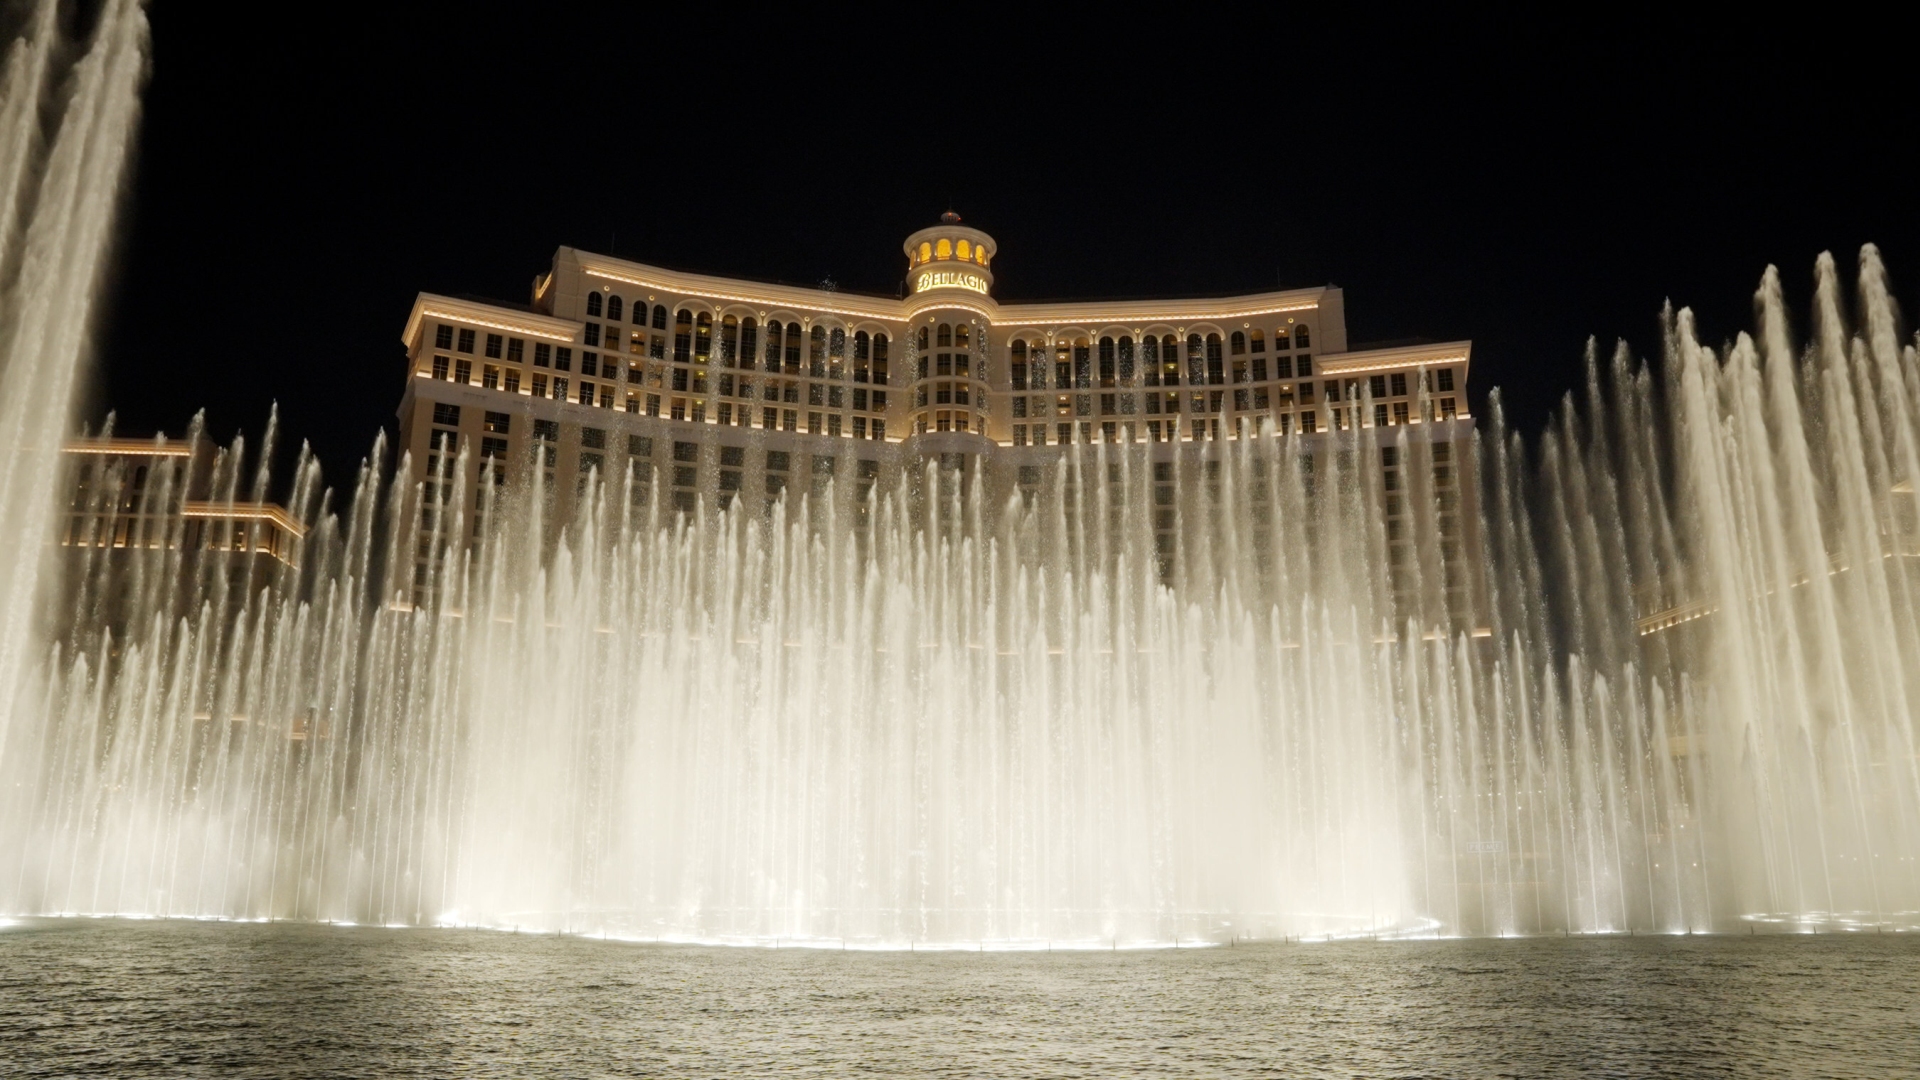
(1, 921), (1914, 1077)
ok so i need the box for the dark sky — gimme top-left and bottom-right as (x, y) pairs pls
(86, 6), (1916, 487)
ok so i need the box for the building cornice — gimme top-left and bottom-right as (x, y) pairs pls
(1317, 341), (1473, 374)
(567, 249), (1333, 332)
(402, 293), (580, 348)
(573, 251), (911, 325)
(989, 290), (1326, 330)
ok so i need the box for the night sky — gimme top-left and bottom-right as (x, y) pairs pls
(84, 6), (1915, 488)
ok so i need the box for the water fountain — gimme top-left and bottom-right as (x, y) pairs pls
(1, 0), (1915, 945)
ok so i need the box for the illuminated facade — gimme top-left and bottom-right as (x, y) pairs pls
(395, 214), (1479, 614)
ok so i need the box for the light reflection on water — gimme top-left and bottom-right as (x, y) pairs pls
(2, 919), (1914, 1078)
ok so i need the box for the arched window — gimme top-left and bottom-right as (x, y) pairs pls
(652, 305), (667, 329)
(936, 323), (952, 347)
(586, 293), (603, 317)
(954, 324), (969, 348)
(936, 238), (952, 260)
(956, 239), (972, 261)
(975, 246), (987, 265)
(607, 295), (623, 321)
(1230, 331), (1246, 354)
(741, 317), (759, 370)
(1295, 324), (1311, 348)
(695, 312), (713, 360)
(1249, 329), (1265, 352)
(721, 315), (739, 365)
(919, 241), (932, 263)
(873, 333), (889, 380)
(1117, 336), (1135, 381)
(1098, 337), (1116, 385)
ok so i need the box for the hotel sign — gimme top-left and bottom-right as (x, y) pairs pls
(916, 270), (989, 296)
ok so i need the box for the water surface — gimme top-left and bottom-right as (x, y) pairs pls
(2, 920), (1914, 1077)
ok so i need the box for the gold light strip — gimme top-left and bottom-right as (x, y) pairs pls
(419, 309), (577, 342)
(63, 440), (191, 457)
(581, 262), (1327, 329)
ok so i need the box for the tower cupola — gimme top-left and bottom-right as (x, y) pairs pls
(904, 212), (996, 298)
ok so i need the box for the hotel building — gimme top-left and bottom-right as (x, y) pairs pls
(396, 215), (1479, 618)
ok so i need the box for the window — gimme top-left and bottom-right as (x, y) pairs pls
(1297, 354), (1312, 377)
(480, 437), (507, 459)
(674, 309), (692, 362)
(554, 347), (572, 372)
(534, 343), (551, 367)
(696, 312), (714, 361)
(581, 426), (605, 449)
(741, 318), (760, 370)
(552, 377), (568, 400)
(763, 320), (782, 369)
(1390, 372), (1408, 396)
(484, 333), (503, 358)
(584, 324), (600, 348)
(581, 353), (598, 377)
(432, 403), (461, 426)
(580, 452), (604, 473)
(652, 305), (667, 330)
(1436, 367), (1456, 392)
(431, 355), (449, 380)
(1370, 375), (1387, 399)
(503, 370), (520, 394)
(587, 293), (603, 317)
(1295, 325), (1311, 348)
(607, 295), (623, 321)
(484, 411), (510, 434)
(531, 374), (547, 397)
(435, 324), (454, 349)
(1230, 331), (1246, 354)
(457, 328), (476, 353)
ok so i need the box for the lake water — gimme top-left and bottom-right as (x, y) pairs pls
(1, 920), (1915, 1077)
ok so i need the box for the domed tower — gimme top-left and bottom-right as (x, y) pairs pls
(901, 213), (997, 445)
